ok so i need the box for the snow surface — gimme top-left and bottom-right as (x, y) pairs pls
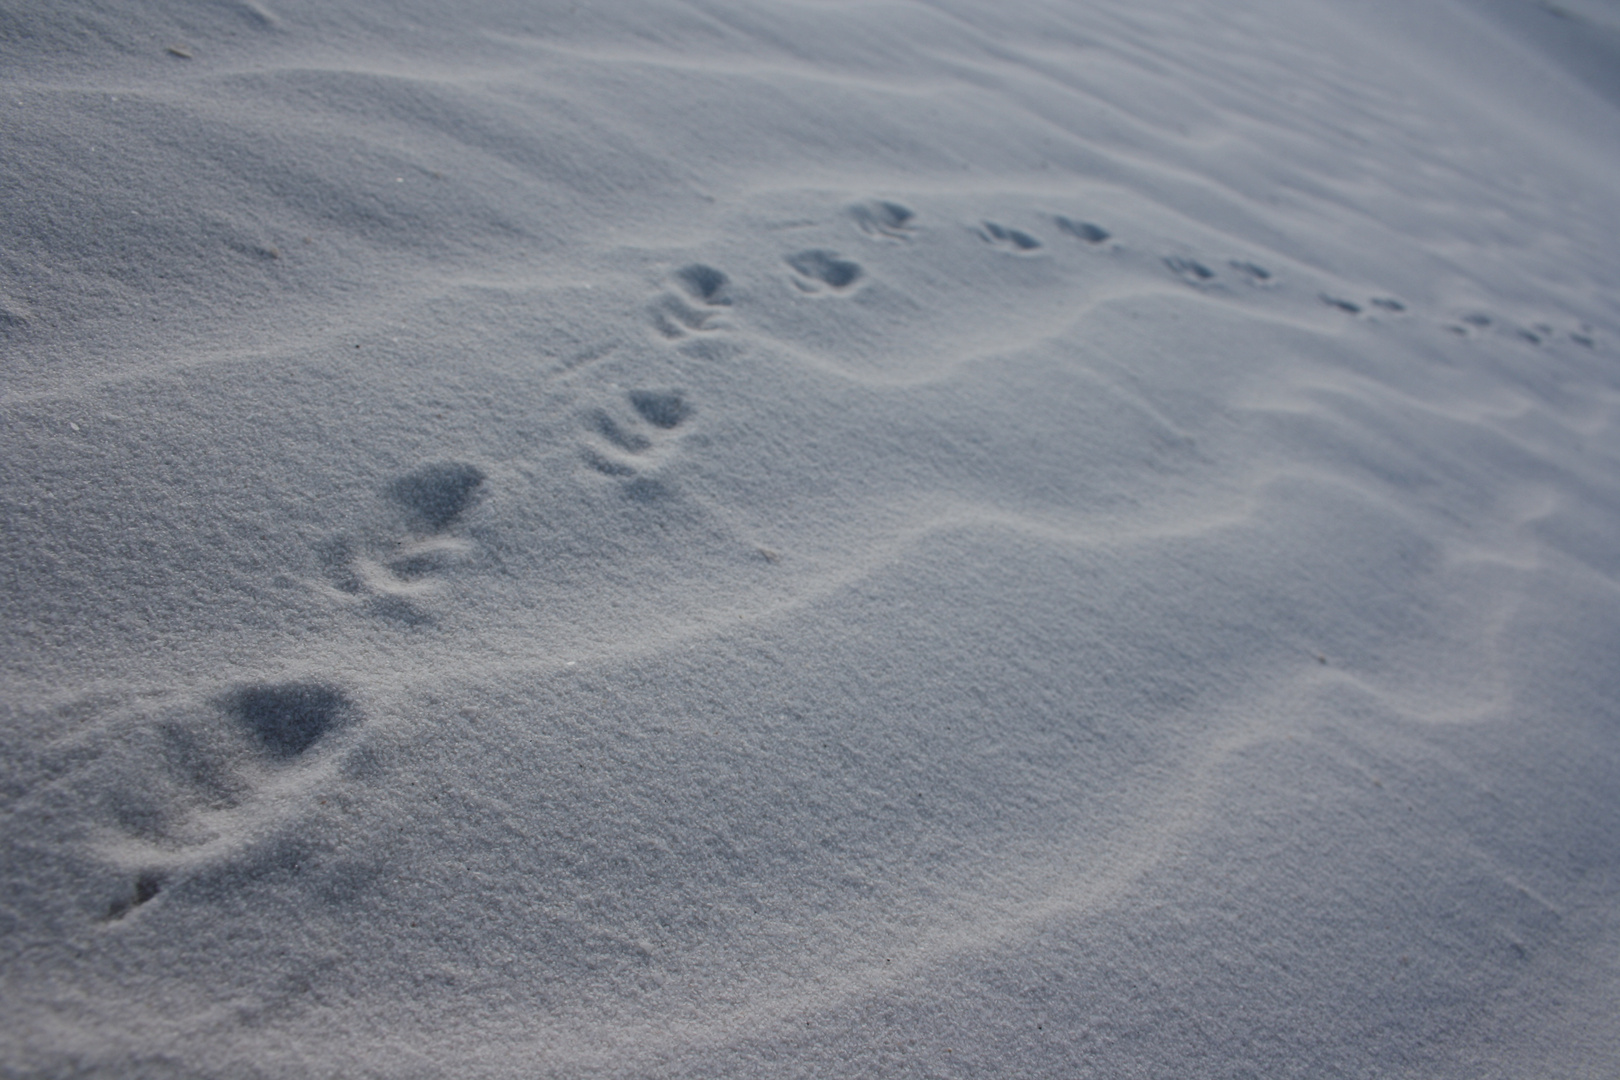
(3, 0), (1619, 1076)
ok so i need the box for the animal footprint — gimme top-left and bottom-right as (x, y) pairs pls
(1054, 217), (1110, 244)
(1229, 260), (1274, 284)
(348, 536), (474, 603)
(1165, 256), (1216, 285)
(581, 389), (693, 483)
(979, 221), (1042, 253)
(226, 682), (355, 760)
(321, 461), (483, 620)
(101, 680), (357, 920)
(629, 388), (693, 428)
(1322, 294), (1408, 317)
(651, 263), (732, 338)
(391, 461), (484, 530)
(851, 200), (917, 240)
(787, 249), (863, 293)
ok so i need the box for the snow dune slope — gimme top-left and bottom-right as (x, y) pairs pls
(2, 0), (1618, 1075)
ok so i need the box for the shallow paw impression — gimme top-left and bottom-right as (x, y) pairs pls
(786, 249), (863, 292)
(979, 221), (1042, 252)
(652, 264), (733, 337)
(851, 199), (917, 239)
(390, 461), (485, 531)
(629, 389), (691, 429)
(1054, 216), (1110, 243)
(581, 389), (694, 480)
(674, 263), (732, 306)
(224, 682), (355, 759)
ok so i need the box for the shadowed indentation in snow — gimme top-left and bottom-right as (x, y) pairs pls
(787, 249), (863, 291)
(592, 411), (652, 453)
(1055, 217), (1110, 243)
(674, 264), (731, 305)
(629, 390), (691, 429)
(1166, 256), (1215, 283)
(1230, 260), (1272, 282)
(226, 683), (354, 758)
(390, 462), (484, 530)
(851, 200), (916, 239)
(105, 872), (165, 921)
(980, 221), (1042, 252)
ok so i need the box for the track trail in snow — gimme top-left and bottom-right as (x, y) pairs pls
(3, 0), (1620, 1077)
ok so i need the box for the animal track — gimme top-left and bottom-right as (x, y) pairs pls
(674, 263), (731, 305)
(106, 872), (165, 921)
(629, 389), (693, 429)
(319, 461), (483, 620)
(1323, 294), (1407, 317)
(391, 461), (484, 530)
(652, 263), (732, 338)
(582, 389), (694, 483)
(787, 249), (863, 292)
(98, 678), (359, 920)
(1165, 256), (1216, 285)
(979, 221), (1042, 253)
(1442, 311), (1590, 348)
(1054, 217), (1110, 244)
(590, 410), (653, 454)
(1229, 260), (1273, 284)
(851, 200), (917, 239)
(225, 682), (354, 759)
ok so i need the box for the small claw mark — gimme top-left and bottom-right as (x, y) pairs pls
(980, 222), (1042, 252)
(390, 462), (484, 530)
(787, 249), (863, 291)
(1462, 313), (1492, 328)
(674, 264), (731, 306)
(1229, 260), (1272, 282)
(629, 390), (691, 429)
(1571, 332), (1595, 348)
(226, 683), (354, 759)
(106, 873), (165, 921)
(851, 200), (917, 239)
(1166, 257), (1215, 283)
(1369, 297), (1406, 312)
(1321, 295), (1362, 315)
(1514, 327), (1544, 345)
(1054, 217), (1110, 243)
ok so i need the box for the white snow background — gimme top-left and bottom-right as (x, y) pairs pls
(2, 0), (1619, 1076)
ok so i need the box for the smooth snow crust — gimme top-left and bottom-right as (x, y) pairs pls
(2, 1), (1619, 1076)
